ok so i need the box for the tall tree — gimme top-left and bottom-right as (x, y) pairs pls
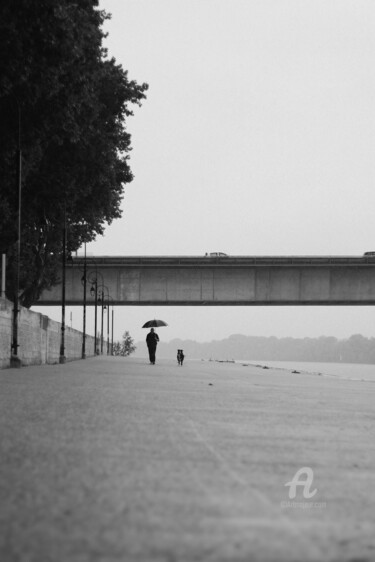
(0, 0), (148, 307)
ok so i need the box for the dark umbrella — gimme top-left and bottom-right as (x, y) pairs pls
(142, 319), (168, 328)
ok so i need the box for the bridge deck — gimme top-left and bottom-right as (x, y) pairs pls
(38, 255), (375, 306)
(76, 255), (375, 268)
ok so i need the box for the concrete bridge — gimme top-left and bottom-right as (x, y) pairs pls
(37, 255), (375, 306)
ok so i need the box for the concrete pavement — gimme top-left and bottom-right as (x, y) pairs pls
(1, 356), (375, 561)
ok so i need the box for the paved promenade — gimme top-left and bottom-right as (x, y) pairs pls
(1, 357), (374, 562)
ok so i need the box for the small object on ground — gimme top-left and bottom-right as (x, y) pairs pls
(208, 383), (213, 386)
(262, 366), (269, 369)
(292, 370), (300, 374)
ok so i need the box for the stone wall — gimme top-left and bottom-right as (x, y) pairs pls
(0, 298), (12, 369)
(0, 297), (97, 369)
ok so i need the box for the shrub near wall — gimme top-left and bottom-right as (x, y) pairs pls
(0, 297), (96, 368)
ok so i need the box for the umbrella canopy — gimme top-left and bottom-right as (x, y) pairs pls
(142, 319), (168, 328)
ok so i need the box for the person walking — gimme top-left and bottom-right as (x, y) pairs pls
(146, 328), (159, 364)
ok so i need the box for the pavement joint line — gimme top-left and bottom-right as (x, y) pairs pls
(183, 415), (325, 559)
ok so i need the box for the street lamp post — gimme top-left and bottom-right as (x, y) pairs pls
(112, 306), (114, 355)
(104, 300), (110, 355)
(59, 204), (73, 364)
(88, 268), (103, 355)
(89, 280), (98, 354)
(100, 289), (104, 354)
(81, 242), (87, 359)
(10, 99), (22, 368)
(107, 296), (114, 355)
(59, 205), (67, 364)
(98, 284), (110, 354)
(106, 299), (110, 355)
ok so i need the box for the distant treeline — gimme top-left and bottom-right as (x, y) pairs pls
(134, 334), (375, 364)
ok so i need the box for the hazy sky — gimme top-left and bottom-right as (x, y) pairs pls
(33, 0), (375, 344)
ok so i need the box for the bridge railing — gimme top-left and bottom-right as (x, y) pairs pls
(71, 255), (375, 268)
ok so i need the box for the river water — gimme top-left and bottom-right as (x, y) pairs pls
(235, 359), (375, 382)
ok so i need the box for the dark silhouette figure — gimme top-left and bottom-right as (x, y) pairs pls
(177, 349), (184, 366)
(146, 328), (159, 364)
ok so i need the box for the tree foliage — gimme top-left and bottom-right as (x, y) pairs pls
(113, 331), (136, 357)
(0, 0), (148, 307)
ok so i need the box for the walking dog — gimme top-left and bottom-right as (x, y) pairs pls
(177, 349), (185, 366)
